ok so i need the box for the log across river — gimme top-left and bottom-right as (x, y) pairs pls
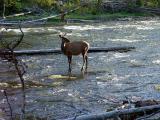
(12, 46), (135, 56)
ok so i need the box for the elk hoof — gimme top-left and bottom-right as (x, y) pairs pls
(81, 67), (84, 71)
(85, 69), (87, 73)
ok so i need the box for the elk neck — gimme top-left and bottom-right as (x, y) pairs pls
(61, 37), (70, 54)
(61, 41), (66, 53)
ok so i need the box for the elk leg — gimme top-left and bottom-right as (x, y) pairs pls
(68, 56), (72, 72)
(81, 54), (85, 71)
(85, 55), (88, 71)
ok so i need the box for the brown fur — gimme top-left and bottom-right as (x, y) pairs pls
(59, 35), (89, 72)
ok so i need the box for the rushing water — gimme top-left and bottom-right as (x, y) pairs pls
(0, 18), (160, 119)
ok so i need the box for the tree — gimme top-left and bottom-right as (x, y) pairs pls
(0, 0), (22, 15)
(2, 0), (5, 18)
(97, 0), (102, 11)
(32, 0), (56, 8)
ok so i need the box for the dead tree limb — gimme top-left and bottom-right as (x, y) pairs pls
(5, 11), (32, 18)
(11, 24), (24, 49)
(65, 104), (160, 120)
(0, 24), (26, 119)
(2, 90), (13, 120)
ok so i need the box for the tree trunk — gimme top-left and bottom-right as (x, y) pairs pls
(3, 0), (6, 18)
(97, 0), (102, 12)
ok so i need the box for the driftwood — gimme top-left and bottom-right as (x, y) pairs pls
(119, 99), (160, 120)
(65, 104), (160, 120)
(0, 47), (135, 56)
(5, 11), (32, 18)
(0, 11), (32, 22)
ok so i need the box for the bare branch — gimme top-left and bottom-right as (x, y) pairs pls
(11, 23), (24, 50)
(2, 90), (13, 120)
(0, 25), (26, 119)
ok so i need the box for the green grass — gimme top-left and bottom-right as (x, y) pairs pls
(5, 11), (152, 25)
(66, 11), (151, 20)
(47, 11), (151, 23)
(40, 12), (151, 24)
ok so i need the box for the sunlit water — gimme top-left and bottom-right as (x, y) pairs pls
(0, 19), (160, 119)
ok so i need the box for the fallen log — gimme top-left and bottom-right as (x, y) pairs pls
(3, 11), (32, 19)
(65, 104), (160, 120)
(11, 46), (135, 56)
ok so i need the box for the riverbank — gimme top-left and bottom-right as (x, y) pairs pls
(1, 11), (158, 28)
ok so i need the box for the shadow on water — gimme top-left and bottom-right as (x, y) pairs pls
(1, 19), (160, 119)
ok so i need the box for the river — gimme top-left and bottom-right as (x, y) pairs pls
(0, 18), (160, 119)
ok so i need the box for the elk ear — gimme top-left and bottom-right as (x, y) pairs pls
(63, 33), (67, 36)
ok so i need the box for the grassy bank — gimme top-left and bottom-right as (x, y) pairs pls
(47, 11), (153, 23)
(66, 11), (150, 20)
(3, 11), (154, 26)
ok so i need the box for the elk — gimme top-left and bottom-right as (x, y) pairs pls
(59, 34), (89, 73)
